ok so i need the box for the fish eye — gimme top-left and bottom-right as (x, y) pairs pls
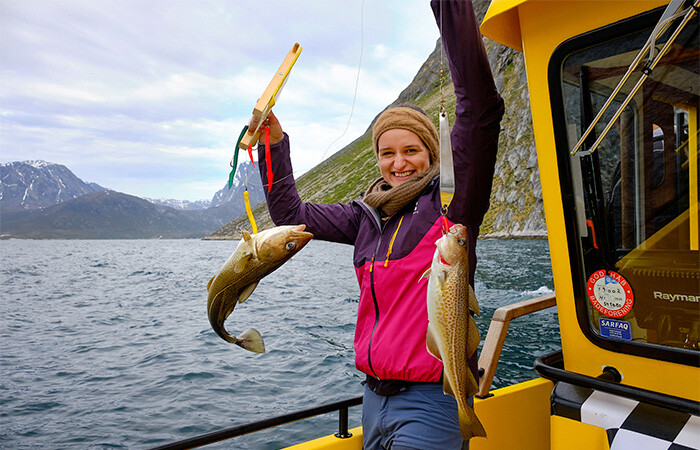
(285, 241), (297, 251)
(457, 238), (466, 247)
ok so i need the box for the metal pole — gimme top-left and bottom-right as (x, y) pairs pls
(335, 406), (353, 438)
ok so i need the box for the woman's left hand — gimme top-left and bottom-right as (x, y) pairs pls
(257, 111), (284, 145)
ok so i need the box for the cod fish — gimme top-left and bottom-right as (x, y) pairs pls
(422, 223), (486, 440)
(207, 225), (313, 352)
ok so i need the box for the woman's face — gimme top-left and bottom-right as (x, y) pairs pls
(377, 128), (431, 188)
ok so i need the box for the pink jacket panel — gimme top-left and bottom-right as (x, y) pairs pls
(354, 218), (446, 382)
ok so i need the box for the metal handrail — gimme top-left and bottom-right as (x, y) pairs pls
(535, 350), (700, 415)
(477, 293), (557, 397)
(150, 396), (363, 450)
(153, 293), (559, 447)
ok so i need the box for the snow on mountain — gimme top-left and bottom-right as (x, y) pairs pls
(210, 161), (264, 208)
(145, 198), (212, 210)
(0, 160), (105, 212)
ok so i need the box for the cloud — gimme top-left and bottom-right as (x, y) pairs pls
(0, 0), (439, 201)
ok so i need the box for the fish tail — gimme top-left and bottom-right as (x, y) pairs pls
(458, 399), (487, 440)
(235, 327), (266, 353)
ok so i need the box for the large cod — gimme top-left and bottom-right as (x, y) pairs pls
(207, 225), (313, 352)
(423, 223), (486, 440)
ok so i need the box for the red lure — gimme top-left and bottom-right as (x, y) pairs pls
(265, 126), (273, 192)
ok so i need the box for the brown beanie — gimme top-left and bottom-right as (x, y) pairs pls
(372, 107), (439, 164)
(363, 106), (441, 216)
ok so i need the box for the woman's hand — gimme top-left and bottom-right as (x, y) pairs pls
(256, 111), (284, 145)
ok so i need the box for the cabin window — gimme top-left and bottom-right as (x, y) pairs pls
(551, 7), (698, 364)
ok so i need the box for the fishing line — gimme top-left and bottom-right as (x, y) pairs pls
(440, 0), (444, 107)
(437, 0), (454, 229)
(317, 0), (366, 164)
(258, 0), (367, 192)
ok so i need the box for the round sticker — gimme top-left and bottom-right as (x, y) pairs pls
(586, 269), (634, 318)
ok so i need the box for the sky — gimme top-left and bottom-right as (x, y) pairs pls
(0, 0), (441, 201)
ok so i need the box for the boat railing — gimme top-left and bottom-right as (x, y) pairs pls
(150, 396), (362, 450)
(477, 293), (557, 397)
(152, 292), (557, 448)
(535, 350), (700, 415)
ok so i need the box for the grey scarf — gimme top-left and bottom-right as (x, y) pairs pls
(362, 164), (440, 216)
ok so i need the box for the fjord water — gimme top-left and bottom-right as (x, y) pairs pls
(1, 239), (556, 448)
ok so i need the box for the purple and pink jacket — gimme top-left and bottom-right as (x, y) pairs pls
(258, 0), (504, 383)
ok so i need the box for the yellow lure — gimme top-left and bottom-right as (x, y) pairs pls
(244, 190), (257, 234)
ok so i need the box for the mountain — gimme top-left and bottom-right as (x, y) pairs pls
(210, 161), (265, 209)
(0, 160), (105, 213)
(0, 190), (230, 239)
(209, 11), (545, 239)
(146, 198), (211, 210)
(145, 162), (264, 212)
(0, 160), (262, 239)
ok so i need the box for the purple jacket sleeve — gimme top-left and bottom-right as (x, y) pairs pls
(257, 134), (362, 245)
(431, 0), (505, 227)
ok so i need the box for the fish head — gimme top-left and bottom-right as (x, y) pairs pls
(205, 224), (313, 346)
(436, 223), (469, 266)
(254, 224), (314, 265)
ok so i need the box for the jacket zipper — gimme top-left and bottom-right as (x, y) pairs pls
(367, 256), (380, 379)
(366, 214), (388, 380)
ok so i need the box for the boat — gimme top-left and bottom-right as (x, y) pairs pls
(154, 0), (699, 448)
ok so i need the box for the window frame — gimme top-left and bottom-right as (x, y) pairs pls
(547, 5), (699, 367)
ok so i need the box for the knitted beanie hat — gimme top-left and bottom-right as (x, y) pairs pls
(363, 106), (441, 216)
(372, 106), (439, 164)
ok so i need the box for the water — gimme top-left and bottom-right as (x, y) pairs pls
(1, 238), (556, 448)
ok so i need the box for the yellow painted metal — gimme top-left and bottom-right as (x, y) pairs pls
(282, 379), (553, 450)
(471, 378), (553, 450)
(282, 427), (363, 450)
(550, 416), (610, 450)
(481, 0), (699, 402)
(480, 0), (527, 51)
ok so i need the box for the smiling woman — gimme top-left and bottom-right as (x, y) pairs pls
(252, 1), (505, 447)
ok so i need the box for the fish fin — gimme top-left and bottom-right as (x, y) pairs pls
(458, 399), (487, 440)
(466, 315), (480, 357)
(207, 275), (215, 292)
(442, 376), (456, 398)
(237, 282), (258, 303)
(421, 268), (432, 279)
(437, 270), (447, 289)
(425, 323), (442, 360)
(466, 369), (479, 397)
(233, 251), (254, 273)
(242, 230), (252, 242)
(235, 327), (266, 353)
(468, 285), (480, 316)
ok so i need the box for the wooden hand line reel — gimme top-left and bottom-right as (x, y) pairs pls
(230, 43), (303, 192)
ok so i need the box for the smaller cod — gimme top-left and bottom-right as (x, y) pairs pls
(207, 225), (313, 352)
(423, 223), (486, 440)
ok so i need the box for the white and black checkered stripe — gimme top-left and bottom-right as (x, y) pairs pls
(551, 382), (699, 449)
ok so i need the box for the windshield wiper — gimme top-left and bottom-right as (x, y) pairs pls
(570, 0), (699, 156)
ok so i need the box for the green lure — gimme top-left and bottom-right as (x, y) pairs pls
(229, 125), (249, 189)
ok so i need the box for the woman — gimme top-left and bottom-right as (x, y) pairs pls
(257, 1), (503, 448)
